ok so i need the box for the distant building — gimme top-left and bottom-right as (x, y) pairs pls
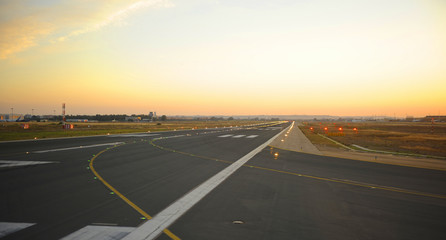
(66, 119), (89, 122)
(0, 114), (21, 121)
(406, 116), (414, 122)
(423, 116), (446, 122)
(125, 116), (141, 122)
(352, 119), (365, 122)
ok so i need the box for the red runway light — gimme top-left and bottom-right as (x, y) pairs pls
(339, 127), (343, 131)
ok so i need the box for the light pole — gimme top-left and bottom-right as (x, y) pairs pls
(10, 108), (13, 121)
(32, 109), (34, 116)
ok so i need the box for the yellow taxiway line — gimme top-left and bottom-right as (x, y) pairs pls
(89, 143), (180, 240)
(151, 139), (446, 200)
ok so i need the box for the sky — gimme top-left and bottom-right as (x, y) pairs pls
(1, 0), (445, 117)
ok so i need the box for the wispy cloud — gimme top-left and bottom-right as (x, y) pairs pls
(0, 0), (174, 59)
(0, 16), (54, 59)
(56, 0), (174, 42)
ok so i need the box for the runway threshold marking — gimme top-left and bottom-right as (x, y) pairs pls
(218, 134), (233, 138)
(246, 135), (259, 138)
(34, 142), (125, 153)
(122, 124), (291, 240)
(232, 134), (246, 138)
(88, 143), (180, 240)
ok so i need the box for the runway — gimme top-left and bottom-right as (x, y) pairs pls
(1, 122), (445, 239)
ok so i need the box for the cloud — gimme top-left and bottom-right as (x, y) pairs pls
(55, 0), (175, 42)
(0, 17), (54, 59)
(0, 0), (174, 59)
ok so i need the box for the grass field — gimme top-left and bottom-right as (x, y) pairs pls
(0, 121), (266, 141)
(300, 121), (446, 157)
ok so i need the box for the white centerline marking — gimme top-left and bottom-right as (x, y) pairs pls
(154, 135), (185, 140)
(33, 142), (124, 153)
(108, 134), (160, 138)
(0, 222), (35, 238)
(122, 124), (290, 240)
(246, 135), (259, 138)
(232, 135), (246, 138)
(218, 134), (233, 138)
(0, 160), (56, 168)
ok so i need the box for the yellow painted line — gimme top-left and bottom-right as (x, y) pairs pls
(89, 143), (181, 240)
(149, 140), (233, 164)
(243, 164), (446, 200)
(163, 229), (181, 240)
(152, 140), (446, 200)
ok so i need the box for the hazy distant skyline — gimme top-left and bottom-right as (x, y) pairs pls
(1, 0), (445, 117)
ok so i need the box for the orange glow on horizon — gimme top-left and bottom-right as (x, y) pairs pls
(1, 1), (445, 116)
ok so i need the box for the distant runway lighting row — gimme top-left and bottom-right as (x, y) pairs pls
(318, 126), (358, 132)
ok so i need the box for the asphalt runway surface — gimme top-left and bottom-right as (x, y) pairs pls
(1, 122), (445, 239)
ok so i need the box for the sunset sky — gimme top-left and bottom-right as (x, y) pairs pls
(1, 0), (445, 117)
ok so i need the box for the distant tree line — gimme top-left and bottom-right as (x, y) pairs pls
(46, 114), (273, 122)
(58, 114), (168, 122)
(64, 114), (128, 121)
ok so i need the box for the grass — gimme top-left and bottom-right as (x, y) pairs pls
(300, 121), (446, 157)
(0, 120), (266, 141)
(299, 127), (341, 148)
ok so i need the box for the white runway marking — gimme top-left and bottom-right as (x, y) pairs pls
(0, 222), (35, 238)
(61, 225), (135, 240)
(33, 142), (124, 153)
(122, 124), (290, 240)
(0, 160), (55, 168)
(265, 127), (282, 130)
(154, 135), (185, 140)
(218, 134), (233, 138)
(218, 134), (258, 139)
(232, 135), (246, 138)
(246, 135), (259, 138)
(108, 134), (160, 138)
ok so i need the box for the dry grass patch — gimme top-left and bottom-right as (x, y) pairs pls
(0, 121), (266, 141)
(301, 121), (446, 157)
